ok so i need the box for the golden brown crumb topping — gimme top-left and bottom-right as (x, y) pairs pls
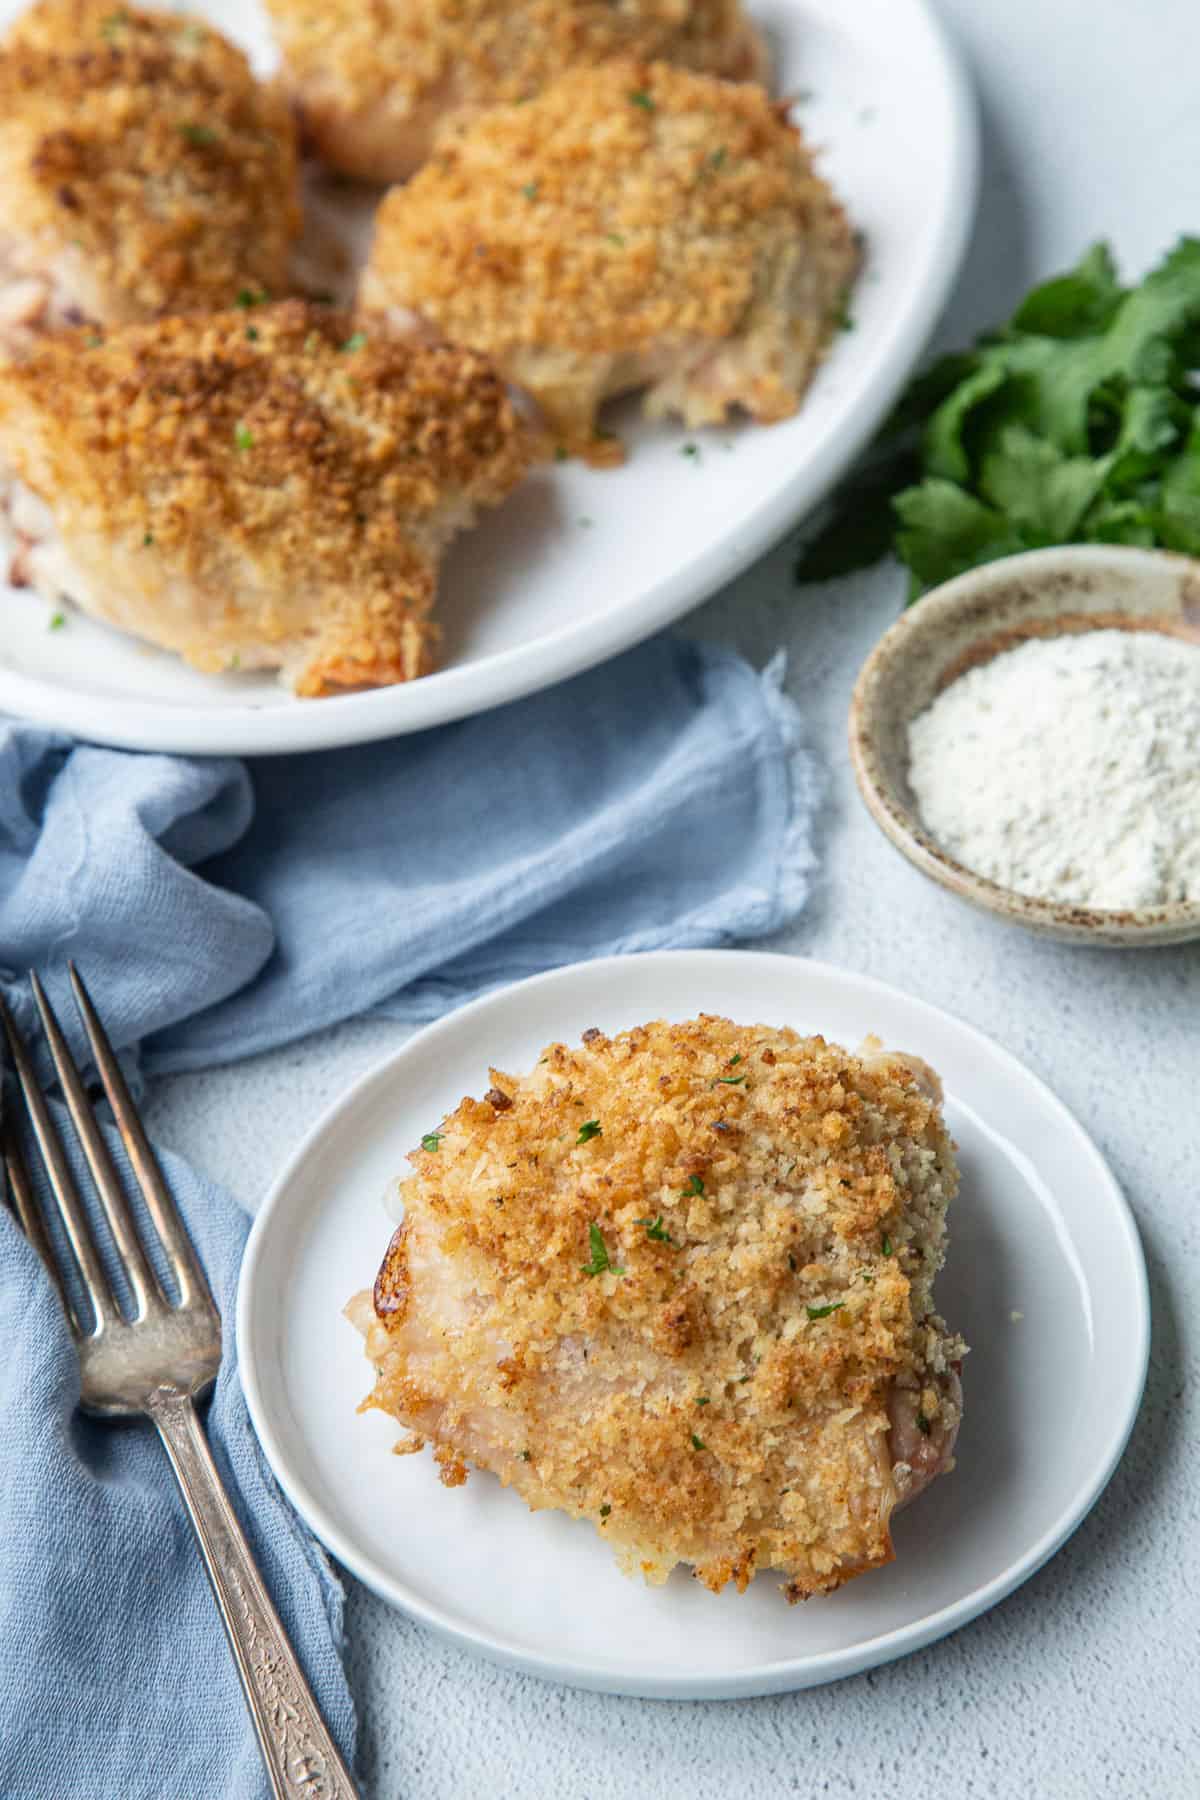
(365, 60), (852, 359)
(0, 302), (534, 692)
(0, 0), (299, 321)
(357, 1016), (963, 1598)
(266, 0), (761, 121)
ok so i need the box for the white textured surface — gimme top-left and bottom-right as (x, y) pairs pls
(143, 0), (1200, 1791)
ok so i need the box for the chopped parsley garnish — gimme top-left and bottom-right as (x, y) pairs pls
(100, 11), (128, 39)
(695, 1396), (710, 1406)
(235, 288), (266, 309)
(916, 1412), (932, 1436)
(179, 123), (216, 147)
(605, 232), (625, 247)
(788, 1253), (797, 1272)
(807, 1302), (845, 1320)
(340, 331), (367, 353)
(420, 1132), (442, 1152)
(142, 532), (153, 546)
(635, 1215), (674, 1243)
(521, 181), (540, 201)
(681, 443), (700, 460)
(86, 333), (104, 349)
(685, 1175), (704, 1196)
(599, 1503), (611, 1518)
(881, 1232), (894, 1256)
(709, 147), (727, 170)
(727, 1054), (743, 1066)
(245, 325), (259, 341)
(581, 1222), (623, 1277)
(47, 611), (65, 632)
(629, 90), (655, 111)
(715, 1073), (745, 1085)
(554, 446), (569, 462)
(738, 1374), (753, 1383)
(234, 423), (254, 452)
(576, 1119), (602, 1145)
(835, 302), (856, 332)
(691, 1434), (706, 1451)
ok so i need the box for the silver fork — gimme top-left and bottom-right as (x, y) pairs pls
(1, 966), (358, 1800)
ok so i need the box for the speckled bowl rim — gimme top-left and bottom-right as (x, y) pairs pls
(849, 545), (1200, 946)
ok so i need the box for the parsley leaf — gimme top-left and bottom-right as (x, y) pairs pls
(576, 1119), (602, 1145)
(521, 181), (539, 201)
(420, 1132), (442, 1152)
(806, 1302), (845, 1321)
(685, 1175), (704, 1196)
(795, 236), (1200, 595)
(47, 611), (65, 631)
(881, 1232), (893, 1256)
(635, 1215), (674, 1243)
(691, 1434), (706, 1450)
(340, 331), (367, 353)
(629, 90), (655, 110)
(715, 1074), (745, 1085)
(233, 423), (254, 452)
(599, 1503), (611, 1518)
(581, 1222), (623, 1277)
(235, 287), (265, 308)
(179, 123), (216, 147)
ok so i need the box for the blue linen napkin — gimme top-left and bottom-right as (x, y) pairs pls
(0, 634), (822, 1798)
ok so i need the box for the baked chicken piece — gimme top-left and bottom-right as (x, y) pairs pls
(0, 0), (300, 351)
(359, 61), (858, 460)
(350, 1017), (965, 1600)
(264, 0), (768, 185)
(0, 302), (533, 694)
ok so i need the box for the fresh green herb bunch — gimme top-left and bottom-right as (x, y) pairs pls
(796, 238), (1200, 597)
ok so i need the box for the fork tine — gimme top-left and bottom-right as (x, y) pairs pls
(0, 993), (114, 1332)
(31, 972), (159, 1319)
(68, 964), (213, 1311)
(3, 1112), (75, 1327)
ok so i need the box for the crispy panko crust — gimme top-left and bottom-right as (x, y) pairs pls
(0, 301), (534, 693)
(360, 60), (858, 457)
(351, 1017), (964, 1600)
(265, 0), (767, 184)
(0, 0), (299, 330)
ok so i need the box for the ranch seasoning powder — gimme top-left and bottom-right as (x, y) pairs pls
(906, 628), (1200, 910)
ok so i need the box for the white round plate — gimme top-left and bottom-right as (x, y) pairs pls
(237, 951), (1148, 1699)
(0, 0), (977, 754)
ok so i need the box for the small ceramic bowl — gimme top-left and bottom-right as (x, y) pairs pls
(849, 545), (1200, 946)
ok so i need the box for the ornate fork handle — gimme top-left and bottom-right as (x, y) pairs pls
(149, 1389), (358, 1800)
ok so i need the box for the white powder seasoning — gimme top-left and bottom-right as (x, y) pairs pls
(907, 628), (1200, 910)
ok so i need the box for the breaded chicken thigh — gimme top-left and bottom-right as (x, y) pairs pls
(360, 61), (858, 459)
(0, 302), (533, 694)
(350, 1017), (964, 1600)
(0, 1), (300, 350)
(264, 0), (767, 185)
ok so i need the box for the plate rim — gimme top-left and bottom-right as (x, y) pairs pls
(236, 948), (1150, 1698)
(0, 0), (979, 757)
